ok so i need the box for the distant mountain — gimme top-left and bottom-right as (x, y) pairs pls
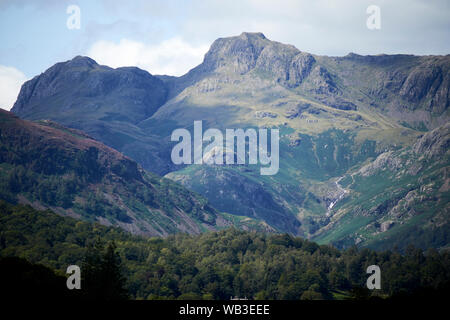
(12, 56), (167, 122)
(0, 109), (271, 236)
(12, 56), (172, 174)
(10, 32), (450, 249)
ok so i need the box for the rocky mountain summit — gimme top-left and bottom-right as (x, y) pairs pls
(13, 56), (167, 124)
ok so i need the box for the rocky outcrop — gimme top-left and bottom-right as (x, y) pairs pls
(284, 102), (311, 119)
(357, 123), (449, 177)
(202, 32), (269, 74)
(398, 60), (449, 116)
(255, 111), (277, 118)
(317, 96), (357, 111)
(380, 220), (394, 232)
(358, 151), (402, 176)
(413, 122), (450, 158)
(306, 65), (338, 95)
(181, 32), (319, 91)
(287, 52), (316, 87)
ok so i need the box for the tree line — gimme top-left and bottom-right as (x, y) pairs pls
(0, 200), (449, 300)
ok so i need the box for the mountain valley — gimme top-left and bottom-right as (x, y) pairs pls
(8, 32), (450, 250)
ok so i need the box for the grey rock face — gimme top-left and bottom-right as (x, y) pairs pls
(432, 71), (450, 114)
(202, 32), (269, 74)
(195, 32), (317, 88)
(400, 63), (443, 103)
(413, 122), (450, 157)
(380, 220), (394, 232)
(284, 103), (311, 119)
(256, 43), (298, 80)
(255, 111), (277, 118)
(358, 151), (402, 176)
(287, 52), (316, 87)
(318, 96), (357, 111)
(307, 65), (338, 95)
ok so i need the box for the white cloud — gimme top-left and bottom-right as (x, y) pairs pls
(180, 0), (450, 56)
(0, 65), (27, 111)
(87, 38), (209, 76)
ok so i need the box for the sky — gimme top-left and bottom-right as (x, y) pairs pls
(0, 0), (449, 111)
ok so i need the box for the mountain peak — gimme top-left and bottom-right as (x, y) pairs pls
(66, 55), (98, 68)
(11, 54), (167, 123)
(239, 32), (266, 39)
(167, 32), (315, 97)
(198, 32), (271, 74)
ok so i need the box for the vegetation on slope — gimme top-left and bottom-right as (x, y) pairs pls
(314, 123), (450, 250)
(0, 110), (269, 236)
(1, 201), (449, 300)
